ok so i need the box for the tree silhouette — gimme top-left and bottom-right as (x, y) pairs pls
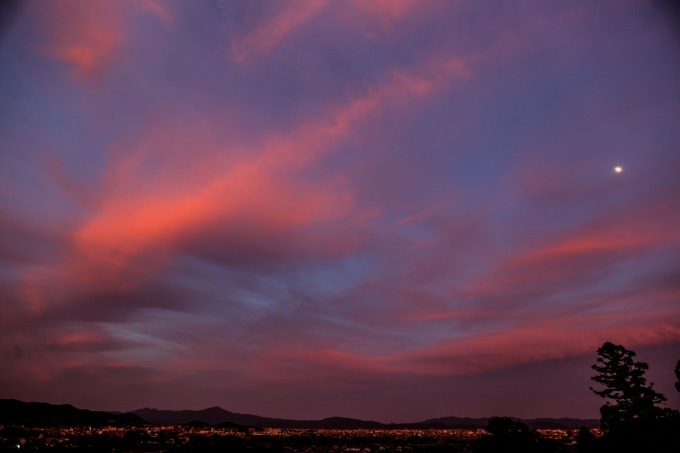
(675, 359), (680, 394)
(590, 342), (667, 431)
(471, 417), (565, 453)
(575, 426), (599, 453)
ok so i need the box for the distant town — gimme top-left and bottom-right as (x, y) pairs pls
(0, 399), (600, 452)
(1, 420), (592, 452)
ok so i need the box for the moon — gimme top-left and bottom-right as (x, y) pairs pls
(614, 166), (623, 173)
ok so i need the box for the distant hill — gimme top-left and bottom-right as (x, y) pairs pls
(1, 399), (599, 430)
(421, 416), (600, 429)
(132, 407), (384, 429)
(132, 406), (599, 429)
(0, 399), (143, 427)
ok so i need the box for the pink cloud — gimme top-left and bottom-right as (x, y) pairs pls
(29, 0), (170, 77)
(44, 52), (473, 298)
(236, 304), (672, 387)
(459, 197), (680, 301)
(48, 331), (133, 353)
(184, 305), (680, 391)
(391, 311), (680, 377)
(230, 0), (439, 64)
(231, 0), (328, 63)
(350, 0), (420, 20)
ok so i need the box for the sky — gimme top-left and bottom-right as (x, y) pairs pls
(1, 0), (679, 423)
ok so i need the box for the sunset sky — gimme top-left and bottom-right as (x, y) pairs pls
(1, 0), (679, 422)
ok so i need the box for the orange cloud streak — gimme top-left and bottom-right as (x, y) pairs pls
(460, 200), (680, 300)
(391, 310), (680, 377)
(232, 0), (328, 63)
(231, 304), (680, 385)
(62, 52), (473, 293)
(30, 0), (170, 76)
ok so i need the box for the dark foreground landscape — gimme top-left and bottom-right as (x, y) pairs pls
(1, 398), (678, 452)
(0, 399), (598, 452)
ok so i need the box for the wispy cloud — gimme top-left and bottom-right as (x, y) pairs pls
(231, 0), (328, 63)
(29, 0), (170, 77)
(1, 0), (678, 420)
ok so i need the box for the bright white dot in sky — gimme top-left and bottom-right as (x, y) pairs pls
(614, 166), (623, 173)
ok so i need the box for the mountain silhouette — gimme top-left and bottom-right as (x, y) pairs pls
(132, 406), (599, 429)
(132, 407), (384, 429)
(0, 399), (600, 430)
(0, 399), (143, 427)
